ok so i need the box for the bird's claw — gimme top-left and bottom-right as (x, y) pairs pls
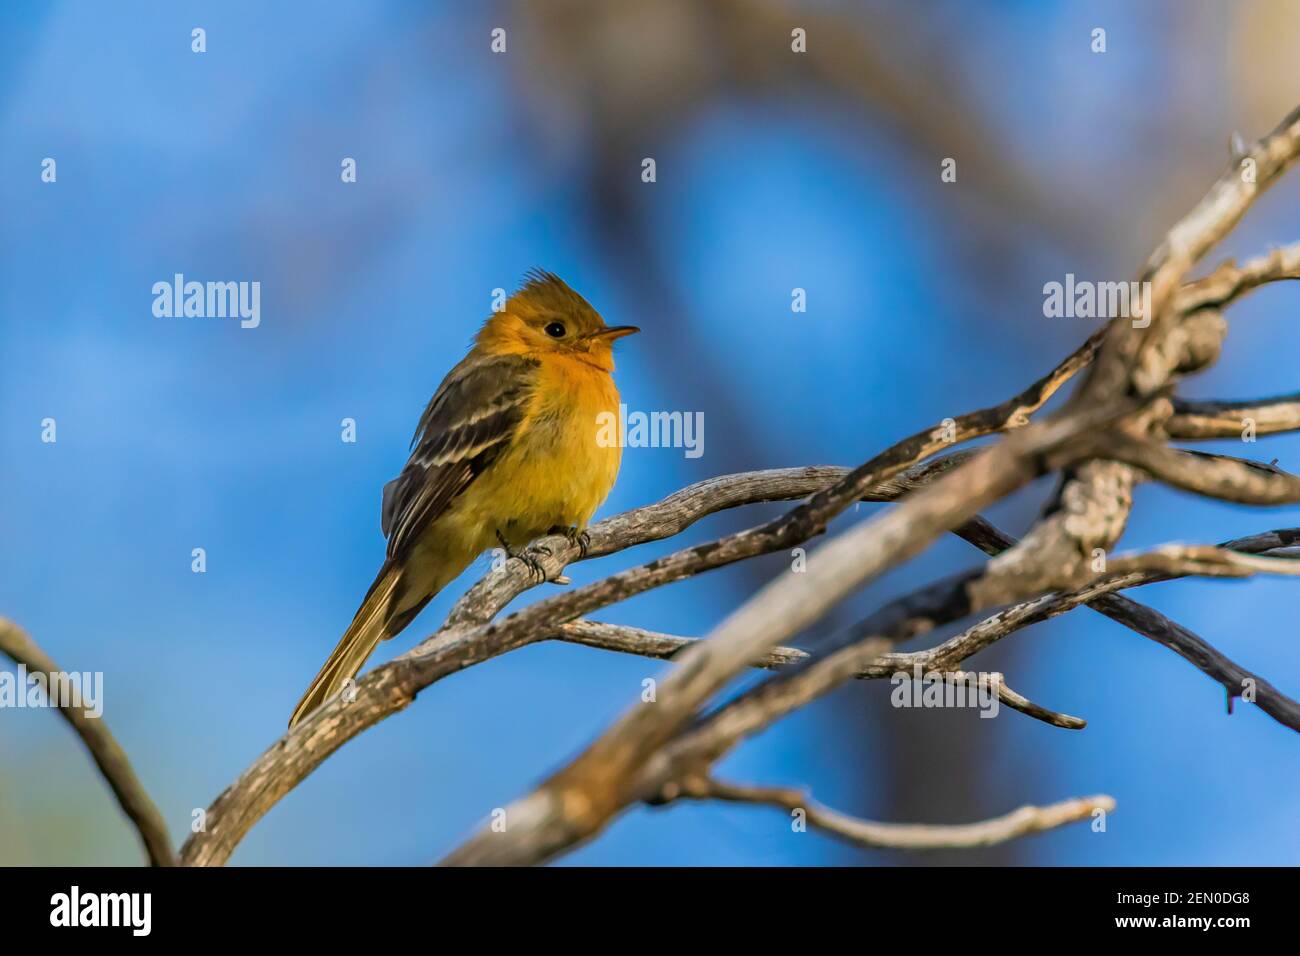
(496, 530), (549, 582)
(548, 524), (591, 558)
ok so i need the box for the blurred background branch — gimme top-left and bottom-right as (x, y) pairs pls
(0, 619), (173, 866)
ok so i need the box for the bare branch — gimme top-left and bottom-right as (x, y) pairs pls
(1090, 591), (1300, 728)
(1104, 543), (1300, 578)
(1176, 242), (1300, 313)
(624, 528), (1300, 823)
(676, 776), (1114, 851)
(1167, 391), (1300, 439)
(1077, 105), (1300, 403)
(0, 618), (174, 867)
(1103, 435), (1300, 504)
(940, 515), (1300, 731)
(553, 620), (1085, 729)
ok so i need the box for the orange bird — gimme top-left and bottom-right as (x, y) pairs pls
(289, 271), (638, 727)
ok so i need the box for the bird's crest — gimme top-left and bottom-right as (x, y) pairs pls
(511, 269), (602, 325)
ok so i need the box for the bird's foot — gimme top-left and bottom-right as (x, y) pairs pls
(496, 530), (548, 583)
(548, 524), (591, 558)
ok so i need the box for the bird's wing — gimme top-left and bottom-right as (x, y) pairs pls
(381, 352), (538, 559)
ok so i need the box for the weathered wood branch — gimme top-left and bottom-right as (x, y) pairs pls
(1105, 436), (1300, 504)
(552, 619), (1086, 729)
(1167, 392), (1300, 439)
(1175, 242), (1300, 313)
(673, 777), (1115, 851)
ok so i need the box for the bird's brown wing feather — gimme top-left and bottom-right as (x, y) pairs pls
(289, 352), (538, 728)
(381, 352), (538, 559)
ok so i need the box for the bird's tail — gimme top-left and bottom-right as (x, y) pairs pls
(289, 561), (410, 729)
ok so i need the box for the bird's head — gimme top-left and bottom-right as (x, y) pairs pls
(476, 270), (638, 371)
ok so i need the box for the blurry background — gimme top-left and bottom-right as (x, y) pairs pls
(3, 0), (1300, 865)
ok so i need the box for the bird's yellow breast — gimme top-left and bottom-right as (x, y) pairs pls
(451, 353), (622, 551)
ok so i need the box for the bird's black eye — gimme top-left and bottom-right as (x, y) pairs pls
(544, 321), (567, 338)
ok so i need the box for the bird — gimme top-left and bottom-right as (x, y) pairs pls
(288, 270), (638, 728)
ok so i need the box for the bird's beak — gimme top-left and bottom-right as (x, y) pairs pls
(586, 325), (640, 342)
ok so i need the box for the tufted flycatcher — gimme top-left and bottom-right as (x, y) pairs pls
(289, 271), (637, 728)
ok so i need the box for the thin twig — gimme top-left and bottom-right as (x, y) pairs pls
(0, 618), (174, 866)
(676, 776), (1114, 851)
(1167, 391), (1300, 439)
(552, 620), (1085, 729)
(1103, 435), (1300, 504)
(1175, 242), (1300, 313)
